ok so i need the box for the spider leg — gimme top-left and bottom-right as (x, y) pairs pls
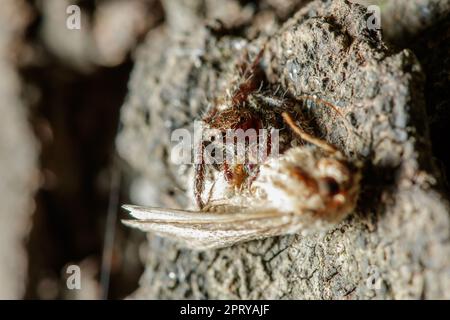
(281, 112), (338, 154)
(298, 95), (344, 117)
(248, 45), (265, 74)
(194, 140), (206, 209)
(232, 46), (266, 106)
(298, 94), (364, 141)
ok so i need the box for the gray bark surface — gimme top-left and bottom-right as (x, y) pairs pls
(117, 0), (450, 299)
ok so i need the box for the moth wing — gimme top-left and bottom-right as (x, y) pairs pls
(121, 204), (295, 250)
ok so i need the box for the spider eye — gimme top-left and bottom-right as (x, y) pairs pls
(321, 177), (340, 196)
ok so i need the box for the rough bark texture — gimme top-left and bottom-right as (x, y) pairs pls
(117, 0), (450, 299)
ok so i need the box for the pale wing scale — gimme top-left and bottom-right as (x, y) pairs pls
(123, 204), (282, 222)
(122, 205), (295, 250)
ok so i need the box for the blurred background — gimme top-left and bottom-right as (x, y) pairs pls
(0, 0), (163, 299)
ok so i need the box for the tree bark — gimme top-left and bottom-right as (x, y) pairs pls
(117, 0), (450, 299)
